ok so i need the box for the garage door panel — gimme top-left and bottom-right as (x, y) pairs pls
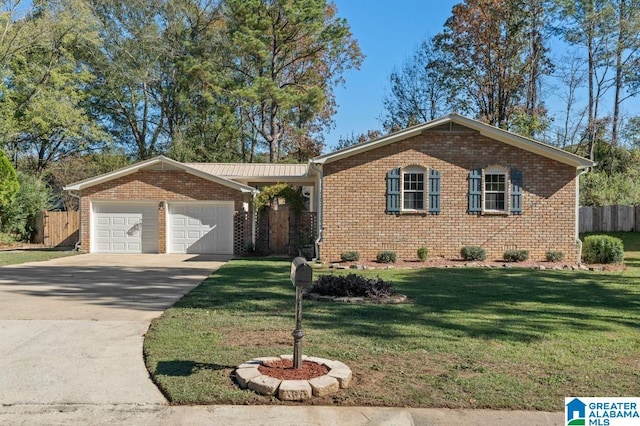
(112, 243), (125, 251)
(93, 203), (158, 254)
(96, 242), (110, 251)
(187, 230), (202, 239)
(169, 203), (233, 254)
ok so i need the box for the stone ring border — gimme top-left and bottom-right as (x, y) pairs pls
(234, 355), (352, 401)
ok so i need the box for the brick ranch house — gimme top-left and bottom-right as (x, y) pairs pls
(65, 114), (595, 261)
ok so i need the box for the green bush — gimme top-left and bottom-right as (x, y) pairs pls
(0, 232), (15, 245)
(0, 149), (19, 210)
(0, 172), (52, 241)
(460, 246), (486, 261)
(376, 250), (397, 263)
(417, 246), (428, 261)
(582, 235), (624, 264)
(546, 251), (565, 262)
(311, 274), (395, 298)
(503, 249), (529, 262)
(340, 251), (360, 262)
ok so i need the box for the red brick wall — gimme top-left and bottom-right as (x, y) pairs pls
(79, 170), (250, 254)
(319, 129), (580, 262)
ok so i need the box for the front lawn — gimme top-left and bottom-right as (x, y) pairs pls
(0, 249), (78, 266)
(144, 234), (640, 410)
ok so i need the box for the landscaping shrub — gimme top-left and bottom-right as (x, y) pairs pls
(546, 251), (565, 262)
(311, 273), (394, 298)
(503, 249), (529, 262)
(0, 172), (52, 241)
(460, 246), (486, 261)
(376, 250), (397, 263)
(340, 251), (360, 262)
(417, 247), (428, 261)
(582, 235), (624, 264)
(0, 232), (15, 245)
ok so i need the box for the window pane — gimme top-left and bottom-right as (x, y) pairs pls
(403, 191), (424, 210)
(485, 174), (505, 191)
(485, 193), (505, 211)
(404, 173), (424, 191)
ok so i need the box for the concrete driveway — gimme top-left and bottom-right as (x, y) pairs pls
(0, 253), (229, 406)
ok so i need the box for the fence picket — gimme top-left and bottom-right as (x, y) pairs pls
(34, 211), (79, 247)
(579, 205), (638, 233)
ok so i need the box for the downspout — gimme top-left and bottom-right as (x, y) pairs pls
(309, 162), (323, 262)
(576, 168), (590, 264)
(68, 191), (82, 251)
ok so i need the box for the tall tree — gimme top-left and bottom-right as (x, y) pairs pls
(549, 52), (589, 148)
(435, 0), (531, 128)
(515, 0), (554, 137)
(610, 0), (640, 149)
(220, 0), (362, 162)
(0, 0), (108, 173)
(557, 0), (616, 161)
(382, 39), (459, 131)
(156, 0), (245, 162)
(88, 0), (168, 160)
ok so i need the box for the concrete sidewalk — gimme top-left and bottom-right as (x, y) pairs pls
(0, 404), (563, 425)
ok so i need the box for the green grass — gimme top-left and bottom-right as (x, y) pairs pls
(0, 249), (78, 266)
(144, 234), (640, 410)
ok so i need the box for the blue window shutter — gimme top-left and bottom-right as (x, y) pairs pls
(386, 168), (400, 214)
(468, 169), (482, 213)
(510, 168), (523, 215)
(428, 169), (441, 214)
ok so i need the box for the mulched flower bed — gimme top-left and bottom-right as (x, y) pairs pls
(258, 359), (329, 380)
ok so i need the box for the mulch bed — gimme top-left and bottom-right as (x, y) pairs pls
(328, 257), (625, 271)
(258, 359), (329, 381)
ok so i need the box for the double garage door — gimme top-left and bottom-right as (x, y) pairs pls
(92, 202), (234, 254)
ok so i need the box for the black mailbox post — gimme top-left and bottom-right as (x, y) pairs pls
(290, 257), (313, 369)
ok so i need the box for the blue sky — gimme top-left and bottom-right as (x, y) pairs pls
(324, 1), (459, 151)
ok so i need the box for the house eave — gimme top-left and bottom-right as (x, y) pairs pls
(63, 155), (258, 194)
(312, 114), (596, 169)
(232, 176), (317, 185)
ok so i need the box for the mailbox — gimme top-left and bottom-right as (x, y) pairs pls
(290, 257), (313, 288)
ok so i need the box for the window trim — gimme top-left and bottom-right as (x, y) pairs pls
(482, 166), (508, 214)
(401, 166), (426, 212)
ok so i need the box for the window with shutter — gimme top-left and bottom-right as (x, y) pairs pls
(510, 168), (523, 214)
(468, 169), (482, 213)
(484, 172), (506, 211)
(386, 168), (400, 214)
(428, 169), (440, 214)
(402, 166), (425, 211)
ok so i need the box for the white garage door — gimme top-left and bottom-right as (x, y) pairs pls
(93, 203), (159, 253)
(168, 203), (234, 254)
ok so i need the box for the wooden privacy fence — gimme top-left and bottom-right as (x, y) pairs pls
(33, 211), (79, 247)
(579, 205), (640, 233)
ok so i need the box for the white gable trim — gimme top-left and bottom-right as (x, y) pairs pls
(64, 155), (258, 194)
(312, 114), (596, 169)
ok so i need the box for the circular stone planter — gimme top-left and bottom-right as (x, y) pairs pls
(235, 355), (352, 401)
